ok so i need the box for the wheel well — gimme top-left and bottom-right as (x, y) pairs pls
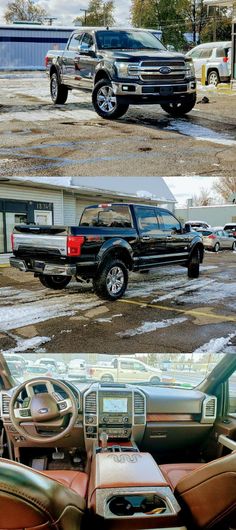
(94, 70), (110, 85)
(207, 68), (219, 78)
(101, 248), (133, 270)
(191, 243), (204, 263)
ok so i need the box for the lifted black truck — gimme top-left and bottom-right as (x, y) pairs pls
(45, 28), (197, 120)
(10, 203), (204, 301)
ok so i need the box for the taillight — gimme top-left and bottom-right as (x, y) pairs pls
(67, 235), (85, 256)
(45, 56), (49, 67)
(11, 233), (14, 250)
(208, 234), (217, 239)
(223, 57), (228, 63)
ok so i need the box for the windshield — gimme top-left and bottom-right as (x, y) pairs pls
(95, 30), (166, 51)
(2, 353), (225, 389)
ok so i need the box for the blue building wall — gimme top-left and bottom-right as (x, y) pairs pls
(0, 25), (75, 70)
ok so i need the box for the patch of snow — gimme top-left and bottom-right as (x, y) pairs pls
(3, 336), (51, 354)
(194, 333), (236, 353)
(117, 317), (187, 337)
(165, 119), (236, 147)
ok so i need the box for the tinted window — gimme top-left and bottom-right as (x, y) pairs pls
(135, 207), (159, 233)
(96, 30), (165, 50)
(216, 47), (228, 58)
(81, 33), (94, 48)
(68, 33), (82, 50)
(80, 206), (132, 228)
(159, 211), (181, 233)
(200, 48), (213, 58)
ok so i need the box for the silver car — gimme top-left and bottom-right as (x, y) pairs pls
(200, 229), (236, 252)
(186, 41), (231, 85)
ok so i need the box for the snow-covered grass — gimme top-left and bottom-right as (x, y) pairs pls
(117, 317), (187, 337)
(2, 335), (51, 354)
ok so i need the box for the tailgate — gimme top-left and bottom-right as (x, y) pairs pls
(12, 225), (68, 256)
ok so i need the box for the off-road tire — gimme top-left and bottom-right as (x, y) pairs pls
(188, 249), (200, 278)
(93, 259), (128, 300)
(160, 94), (196, 117)
(92, 79), (129, 120)
(39, 274), (72, 289)
(50, 73), (68, 104)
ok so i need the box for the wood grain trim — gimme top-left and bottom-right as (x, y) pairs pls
(147, 414), (194, 422)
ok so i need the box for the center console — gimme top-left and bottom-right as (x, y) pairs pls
(88, 452), (184, 529)
(84, 385), (146, 450)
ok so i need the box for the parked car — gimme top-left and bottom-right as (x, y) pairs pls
(185, 220), (211, 231)
(23, 364), (56, 380)
(9, 203), (204, 301)
(199, 228), (236, 252)
(67, 359), (87, 381)
(35, 358), (58, 370)
(186, 41), (231, 86)
(45, 27), (196, 119)
(224, 223), (236, 238)
(89, 357), (164, 384)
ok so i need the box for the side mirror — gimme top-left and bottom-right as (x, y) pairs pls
(184, 223), (191, 233)
(78, 43), (95, 56)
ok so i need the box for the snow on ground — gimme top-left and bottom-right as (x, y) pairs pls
(117, 317), (187, 337)
(0, 287), (103, 331)
(3, 335), (51, 354)
(194, 333), (236, 353)
(166, 119), (236, 147)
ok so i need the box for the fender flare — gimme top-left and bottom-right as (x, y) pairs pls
(96, 238), (134, 269)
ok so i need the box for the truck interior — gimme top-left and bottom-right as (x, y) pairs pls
(0, 352), (235, 530)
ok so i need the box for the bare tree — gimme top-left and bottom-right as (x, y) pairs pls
(213, 177), (236, 202)
(5, 0), (47, 23)
(191, 187), (213, 206)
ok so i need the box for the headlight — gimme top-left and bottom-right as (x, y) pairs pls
(185, 59), (195, 77)
(114, 61), (139, 79)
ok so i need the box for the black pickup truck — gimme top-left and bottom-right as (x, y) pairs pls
(10, 203), (204, 300)
(45, 28), (197, 120)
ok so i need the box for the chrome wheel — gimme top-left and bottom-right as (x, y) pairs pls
(106, 266), (124, 295)
(97, 85), (117, 114)
(208, 71), (219, 86)
(51, 76), (58, 101)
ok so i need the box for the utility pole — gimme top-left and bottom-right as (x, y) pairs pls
(192, 0), (196, 44)
(80, 8), (88, 24)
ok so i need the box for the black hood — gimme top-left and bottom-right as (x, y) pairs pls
(99, 49), (185, 61)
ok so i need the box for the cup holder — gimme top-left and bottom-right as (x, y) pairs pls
(108, 494), (167, 517)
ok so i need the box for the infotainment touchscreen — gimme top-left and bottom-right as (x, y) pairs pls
(103, 398), (128, 413)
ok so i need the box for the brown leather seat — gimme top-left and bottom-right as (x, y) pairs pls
(161, 452), (236, 530)
(0, 458), (87, 530)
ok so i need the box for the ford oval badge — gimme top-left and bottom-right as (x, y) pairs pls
(38, 408), (48, 414)
(159, 66), (172, 74)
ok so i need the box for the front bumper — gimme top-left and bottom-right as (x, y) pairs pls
(10, 257), (76, 276)
(112, 80), (196, 102)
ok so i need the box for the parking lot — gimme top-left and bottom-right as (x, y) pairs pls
(0, 74), (236, 177)
(0, 250), (235, 354)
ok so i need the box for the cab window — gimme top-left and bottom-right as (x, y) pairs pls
(135, 207), (160, 234)
(81, 33), (94, 48)
(68, 33), (83, 50)
(134, 362), (146, 371)
(200, 48), (212, 59)
(159, 210), (182, 233)
(229, 372), (236, 416)
(188, 48), (202, 59)
(120, 360), (134, 370)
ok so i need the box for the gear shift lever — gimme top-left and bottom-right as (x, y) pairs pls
(99, 432), (109, 451)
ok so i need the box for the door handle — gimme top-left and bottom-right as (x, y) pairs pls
(142, 236), (150, 240)
(166, 235), (173, 239)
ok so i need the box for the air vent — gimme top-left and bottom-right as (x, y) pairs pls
(1, 393), (10, 415)
(134, 392), (145, 415)
(201, 396), (217, 423)
(85, 392), (97, 415)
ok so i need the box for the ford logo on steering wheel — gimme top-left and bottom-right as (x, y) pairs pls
(38, 408), (48, 414)
(159, 66), (172, 74)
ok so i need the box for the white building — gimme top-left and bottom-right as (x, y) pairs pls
(0, 177), (176, 253)
(175, 203), (236, 226)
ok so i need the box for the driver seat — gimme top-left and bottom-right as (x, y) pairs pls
(0, 458), (88, 530)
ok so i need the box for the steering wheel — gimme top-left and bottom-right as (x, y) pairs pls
(9, 377), (78, 444)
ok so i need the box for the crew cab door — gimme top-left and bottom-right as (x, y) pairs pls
(61, 31), (84, 87)
(133, 205), (167, 269)
(158, 209), (191, 263)
(77, 32), (99, 89)
(118, 359), (149, 383)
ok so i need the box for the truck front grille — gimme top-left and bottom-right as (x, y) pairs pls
(139, 60), (187, 82)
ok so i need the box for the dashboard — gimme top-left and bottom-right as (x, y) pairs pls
(0, 381), (217, 452)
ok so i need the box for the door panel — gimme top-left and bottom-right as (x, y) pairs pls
(158, 210), (191, 262)
(133, 206), (167, 268)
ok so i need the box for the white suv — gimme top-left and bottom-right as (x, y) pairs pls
(186, 41), (231, 85)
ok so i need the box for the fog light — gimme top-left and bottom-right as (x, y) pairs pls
(122, 85), (136, 92)
(190, 82), (196, 89)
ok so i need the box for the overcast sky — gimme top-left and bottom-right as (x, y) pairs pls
(0, 0), (131, 25)
(164, 177), (218, 207)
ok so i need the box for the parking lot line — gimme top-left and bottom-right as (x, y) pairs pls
(119, 298), (236, 323)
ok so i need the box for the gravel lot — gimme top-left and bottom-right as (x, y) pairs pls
(0, 251), (235, 354)
(0, 74), (235, 177)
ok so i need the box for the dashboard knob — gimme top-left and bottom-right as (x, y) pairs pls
(103, 416), (109, 423)
(87, 417), (94, 423)
(123, 416), (129, 423)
